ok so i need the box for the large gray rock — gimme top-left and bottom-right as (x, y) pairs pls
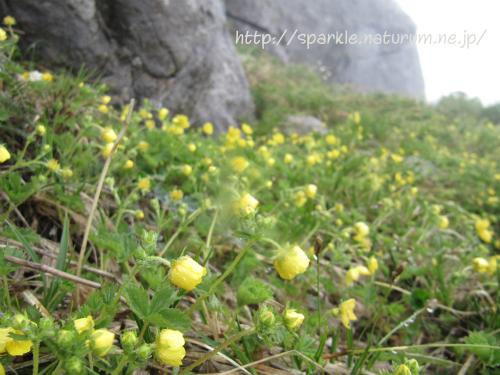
(0, 0), (254, 132)
(225, 0), (425, 99)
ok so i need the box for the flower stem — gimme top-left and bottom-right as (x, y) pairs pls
(33, 342), (39, 375)
(51, 360), (63, 375)
(111, 355), (129, 375)
(138, 320), (149, 345)
(226, 306), (242, 334)
(260, 237), (283, 252)
(158, 208), (202, 256)
(187, 239), (257, 315)
(2, 274), (11, 310)
(178, 328), (257, 375)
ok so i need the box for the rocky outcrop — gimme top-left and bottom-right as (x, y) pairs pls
(0, 0), (254, 132)
(225, 0), (425, 99)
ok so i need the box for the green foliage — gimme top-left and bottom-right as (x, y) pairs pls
(464, 331), (500, 367)
(0, 244), (24, 275)
(237, 275), (273, 307)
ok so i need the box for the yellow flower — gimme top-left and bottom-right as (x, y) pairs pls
(353, 111), (361, 124)
(102, 143), (115, 157)
(173, 114), (190, 129)
(305, 184), (317, 198)
(353, 222), (369, 242)
(294, 191), (307, 207)
(61, 168), (73, 179)
(241, 123), (253, 134)
(0, 327), (33, 356)
(74, 316), (94, 333)
(0, 362), (4, 375)
(169, 257), (207, 290)
(41, 72), (53, 82)
(267, 157), (275, 167)
(158, 108), (169, 120)
(208, 166), (217, 173)
(0, 145), (11, 163)
(98, 104), (108, 114)
(367, 257), (378, 274)
(4, 16), (16, 26)
(156, 329), (186, 366)
(307, 155), (316, 165)
(0, 29), (6, 41)
(138, 141), (149, 151)
(340, 299), (357, 329)
(284, 154), (293, 164)
(391, 154), (403, 163)
(231, 156), (249, 173)
(284, 310), (305, 329)
(411, 187), (418, 196)
(138, 178), (151, 192)
(188, 143), (196, 152)
(473, 257), (497, 275)
(181, 164), (192, 176)
(345, 266), (371, 286)
(133, 210), (144, 219)
(145, 120), (156, 130)
(101, 95), (111, 104)
(139, 109), (149, 118)
(326, 135), (336, 144)
(438, 216), (449, 229)
(171, 190), (183, 201)
(273, 245), (310, 280)
(102, 127), (117, 143)
(203, 122), (214, 134)
(265, 181), (273, 188)
(124, 160), (134, 169)
(46, 159), (60, 172)
(36, 125), (46, 136)
(90, 330), (114, 357)
(341, 145), (348, 153)
(273, 133), (285, 144)
(476, 219), (490, 232)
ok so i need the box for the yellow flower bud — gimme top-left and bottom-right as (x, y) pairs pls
(438, 215), (449, 229)
(156, 329), (186, 366)
(101, 127), (117, 143)
(170, 190), (183, 201)
(284, 154), (293, 164)
(145, 120), (156, 130)
(241, 123), (253, 135)
(158, 108), (169, 120)
(181, 164), (192, 176)
(203, 122), (214, 134)
(0, 145), (11, 163)
(188, 143), (196, 152)
(36, 125), (46, 136)
(102, 143), (115, 158)
(273, 245), (310, 280)
(124, 160), (134, 169)
(231, 157), (249, 173)
(74, 316), (94, 334)
(134, 210), (144, 219)
(305, 184), (317, 198)
(46, 159), (60, 172)
(284, 310), (304, 329)
(138, 178), (151, 192)
(138, 141), (149, 152)
(98, 104), (108, 114)
(267, 157), (275, 167)
(367, 257), (378, 274)
(239, 193), (259, 210)
(478, 228), (492, 243)
(101, 95), (111, 104)
(90, 330), (114, 357)
(340, 298), (357, 329)
(169, 257), (207, 290)
(41, 72), (53, 82)
(4, 16), (16, 26)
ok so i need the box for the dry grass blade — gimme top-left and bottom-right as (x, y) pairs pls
(21, 290), (51, 317)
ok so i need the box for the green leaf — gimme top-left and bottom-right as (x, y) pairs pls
(2, 173), (36, 203)
(0, 244), (25, 276)
(232, 231), (252, 240)
(157, 309), (191, 332)
(149, 284), (178, 316)
(409, 289), (430, 310)
(89, 227), (138, 263)
(464, 331), (500, 366)
(0, 227), (40, 244)
(237, 275), (273, 308)
(6, 221), (46, 292)
(207, 294), (226, 315)
(125, 284), (150, 319)
(148, 313), (169, 327)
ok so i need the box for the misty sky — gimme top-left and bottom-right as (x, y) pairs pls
(396, 0), (500, 106)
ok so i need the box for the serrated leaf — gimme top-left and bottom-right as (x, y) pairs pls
(148, 313), (169, 327)
(2, 173), (36, 203)
(100, 283), (119, 306)
(0, 226), (40, 244)
(464, 331), (499, 365)
(0, 244), (25, 275)
(125, 284), (150, 319)
(237, 276), (273, 308)
(89, 227), (138, 263)
(232, 231), (252, 240)
(195, 273), (225, 295)
(410, 289), (430, 310)
(157, 309), (191, 332)
(207, 294), (225, 315)
(149, 284), (178, 316)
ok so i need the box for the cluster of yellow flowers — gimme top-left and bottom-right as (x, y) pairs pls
(345, 257), (378, 285)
